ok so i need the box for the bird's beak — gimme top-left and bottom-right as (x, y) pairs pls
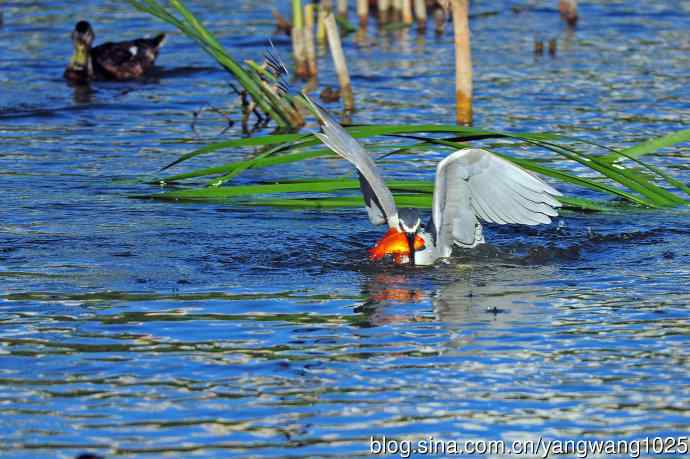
(70, 33), (90, 69)
(406, 232), (416, 266)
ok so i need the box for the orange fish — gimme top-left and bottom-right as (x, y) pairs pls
(368, 228), (426, 263)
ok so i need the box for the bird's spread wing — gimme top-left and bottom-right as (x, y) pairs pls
(432, 148), (562, 251)
(303, 94), (399, 228)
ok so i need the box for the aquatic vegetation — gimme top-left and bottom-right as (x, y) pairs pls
(127, 0), (303, 130)
(127, 2), (689, 212)
(144, 114), (690, 212)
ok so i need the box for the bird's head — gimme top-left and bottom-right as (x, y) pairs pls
(398, 208), (421, 265)
(67, 21), (94, 78)
(368, 209), (425, 265)
(72, 21), (95, 48)
(68, 21), (95, 73)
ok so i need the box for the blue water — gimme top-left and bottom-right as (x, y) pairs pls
(1, 1), (689, 458)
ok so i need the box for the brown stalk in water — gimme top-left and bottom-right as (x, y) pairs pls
(414, 0), (427, 32)
(337, 0), (349, 19)
(317, 0), (332, 44)
(324, 13), (354, 112)
(378, 0), (391, 24)
(356, 0), (369, 30)
(292, 0), (310, 79)
(559, 0), (578, 27)
(304, 3), (318, 78)
(402, 0), (414, 25)
(451, 0), (472, 124)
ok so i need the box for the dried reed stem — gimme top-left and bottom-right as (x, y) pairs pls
(402, 0), (413, 24)
(559, 0), (578, 27)
(318, 0), (333, 44)
(378, 0), (391, 23)
(356, 0), (369, 30)
(392, 0), (403, 21)
(433, 6), (445, 35)
(337, 0), (348, 18)
(305, 3), (318, 77)
(324, 13), (354, 112)
(413, 0), (427, 32)
(292, 0), (310, 79)
(451, 0), (472, 124)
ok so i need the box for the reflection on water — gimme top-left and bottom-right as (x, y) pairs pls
(359, 259), (558, 328)
(432, 265), (552, 324)
(70, 83), (94, 105)
(1, 0), (689, 457)
(358, 265), (553, 333)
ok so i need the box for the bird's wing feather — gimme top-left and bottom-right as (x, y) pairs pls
(432, 157), (481, 252)
(92, 42), (137, 67)
(92, 37), (162, 79)
(304, 95), (399, 228)
(356, 171), (388, 225)
(432, 148), (561, 251)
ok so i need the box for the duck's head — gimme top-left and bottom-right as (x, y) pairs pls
(66, 21), (94, 81)
(72, 21), (95, 48)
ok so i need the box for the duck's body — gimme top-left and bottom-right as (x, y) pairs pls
(64, 21), (166, 84)
(90, 35), (167, 80)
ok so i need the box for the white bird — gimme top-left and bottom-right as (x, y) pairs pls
(303, 95), (563, 266)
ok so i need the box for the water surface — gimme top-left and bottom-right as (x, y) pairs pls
(1, 1), (689, 457)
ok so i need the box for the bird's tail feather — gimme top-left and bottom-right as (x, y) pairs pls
(264, 44), (357, 164)
(150, 33), (167, 49)
(262, 40), (290, 97)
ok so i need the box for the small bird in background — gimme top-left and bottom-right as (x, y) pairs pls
(64, 20), (166, 84)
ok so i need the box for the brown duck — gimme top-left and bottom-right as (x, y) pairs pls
(64, 20), (166, 83)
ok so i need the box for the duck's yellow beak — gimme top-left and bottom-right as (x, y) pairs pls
(69, 42), (89, 69)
